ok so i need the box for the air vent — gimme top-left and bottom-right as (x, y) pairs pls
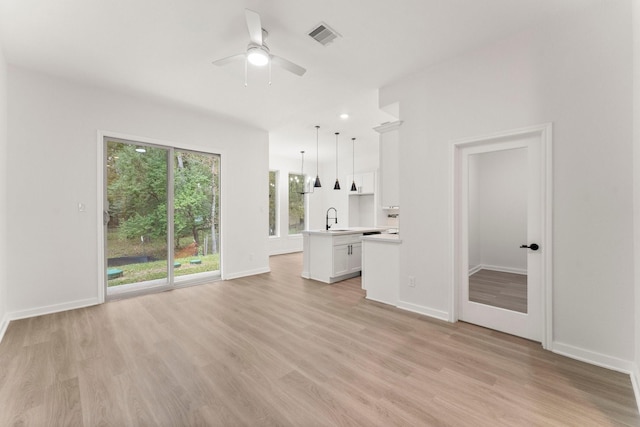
(308, 22), (341, 46)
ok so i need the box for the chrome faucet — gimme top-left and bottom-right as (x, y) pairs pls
(326, 207), (338, 230)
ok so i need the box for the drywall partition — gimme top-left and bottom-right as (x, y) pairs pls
(633, 0), (640, 405)
(0, 33), (8, 339)
(381, 0), (634, 369)
(6, 67), (269, 317)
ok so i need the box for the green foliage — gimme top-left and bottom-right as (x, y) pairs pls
(174, 151), (217, 244)
(288, 173), (305, 234)
(269, 171), (277, 236)
(107, 142), (219, 248)
(108, 143), (168, 240)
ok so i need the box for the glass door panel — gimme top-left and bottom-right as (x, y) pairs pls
(105, 140), (169, 292)
(173, 150), (221, 281)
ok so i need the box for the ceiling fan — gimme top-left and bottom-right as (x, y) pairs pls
(212, 9), (306, 82)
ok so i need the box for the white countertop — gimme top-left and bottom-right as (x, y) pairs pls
(361, 233), (402, 244)
(302, 227), (389, 236)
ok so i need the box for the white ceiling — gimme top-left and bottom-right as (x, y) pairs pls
(0, 0), (599, 160)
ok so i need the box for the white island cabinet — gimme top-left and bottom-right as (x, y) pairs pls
(302, 228), (385, 283)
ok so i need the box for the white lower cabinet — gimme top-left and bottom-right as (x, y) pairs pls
(302, 230), (370, 283)
(333, 242), (361, 277)
(332, 244), (349, 277)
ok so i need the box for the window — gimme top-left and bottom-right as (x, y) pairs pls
(288, 173), (305, 234)
(269, 170), (278, 236)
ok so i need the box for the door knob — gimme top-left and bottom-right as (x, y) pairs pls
(520, 243), (539, 251)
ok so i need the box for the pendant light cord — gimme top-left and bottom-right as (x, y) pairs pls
(314, 126), (322, 188)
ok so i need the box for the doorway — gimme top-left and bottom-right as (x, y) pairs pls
(101, 136), (221, 299)
(453, 124), (552, 347)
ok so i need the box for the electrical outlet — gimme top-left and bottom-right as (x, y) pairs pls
(408, 276), (416, 287)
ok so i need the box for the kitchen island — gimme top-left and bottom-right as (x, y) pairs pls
(301, 227), (388, 283)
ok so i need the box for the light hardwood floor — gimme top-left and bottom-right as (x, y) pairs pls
(469, 269), (527, 313)
(0, 253), (638, 426)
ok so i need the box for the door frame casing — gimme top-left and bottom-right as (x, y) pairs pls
(451, 123), (553, 349)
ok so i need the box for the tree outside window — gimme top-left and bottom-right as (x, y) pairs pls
(288, 173), (305, 234)
(269, 171), (278, 236)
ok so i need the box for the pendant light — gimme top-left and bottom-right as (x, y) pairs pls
(314, 125), (322, 188)
(350, 137), (357, 191)
(333, 132), (341, 190)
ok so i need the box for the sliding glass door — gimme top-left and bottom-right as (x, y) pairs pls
(104, 137), (220, 297)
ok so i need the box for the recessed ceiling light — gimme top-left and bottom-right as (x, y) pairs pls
(340, 113), (349, 120)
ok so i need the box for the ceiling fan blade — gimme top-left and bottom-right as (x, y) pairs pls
(245, 9), (263, 46)
(212, 53), (245, 66)
(271, 55), (306, 77)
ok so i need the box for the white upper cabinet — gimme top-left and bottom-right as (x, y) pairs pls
(375, 121), (403, 208)
(347, 171), (375, 195)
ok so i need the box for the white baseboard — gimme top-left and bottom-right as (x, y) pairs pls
(551, 341), (635, 374)
(631, 364), (640, 413)
(0, 312), (9, 344)
(474, 264), (527, 275)
(468, 264), (482, 275)
(8, 297), (101, 322)
(397, 300), (449, 322)
(223, 267), (271, 281)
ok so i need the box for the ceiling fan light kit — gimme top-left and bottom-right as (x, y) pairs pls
(247, 45), (269, 66)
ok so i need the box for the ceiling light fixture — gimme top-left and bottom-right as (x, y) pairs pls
(350, 137), (357, 192)
(334, 132), (341, 190)
(340, 113), (349, 120)
(247, 45), (269, 66)
(314, 125), (322, 188)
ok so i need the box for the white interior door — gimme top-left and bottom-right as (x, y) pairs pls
(454, 125), (551, 344)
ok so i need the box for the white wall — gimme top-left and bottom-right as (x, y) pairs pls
(381, 0), (634, 367)
(6, 66), (269, 317)
(0, 31), (8, 338)
(469, 149), (527, 273)
(633, 0), (640, 398)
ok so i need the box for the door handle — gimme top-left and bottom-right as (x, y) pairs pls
(520, 243), (539, 251)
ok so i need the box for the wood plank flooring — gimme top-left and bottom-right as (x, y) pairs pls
(0, 252), (638, 426)
(469, 269), (527, 313)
